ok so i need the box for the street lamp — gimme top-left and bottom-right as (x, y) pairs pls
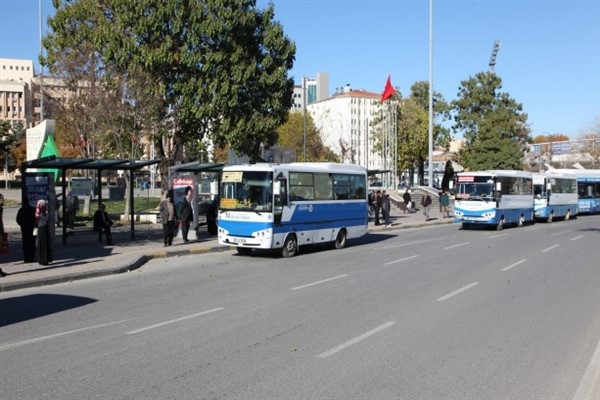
(303, 77), (307, 162)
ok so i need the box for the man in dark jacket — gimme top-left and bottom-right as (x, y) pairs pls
(403, 189), (412, 213)
(93, 203), (113, 245)
(179, 188), (194, 243)
(16, 195), (37, 262)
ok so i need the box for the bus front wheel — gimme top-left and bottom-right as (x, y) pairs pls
(546, 213), (553, 223)
(496, 218), (504, 231)
(331, 229), (347, 250)
(281, 235), (297, 258)
(565, 210), (571, 221)
(462, 223), (470, 230)
(518, 215), (525, 227)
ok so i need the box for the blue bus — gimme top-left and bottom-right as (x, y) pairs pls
(551, 169), (600, 214)
(532, 172), (578, 222)
(454, 170), (534, 230)
(217, 163), (368, 257)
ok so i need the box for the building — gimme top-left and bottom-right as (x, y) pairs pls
(291, 72), (330, 112)
(0, 58), (38, 127)
(307, 85), (398, 188)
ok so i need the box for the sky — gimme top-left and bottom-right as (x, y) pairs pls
(1, 0), (598, 140)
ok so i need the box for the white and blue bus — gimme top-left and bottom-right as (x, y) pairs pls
(550, 169), (600, 214)
(532, 172), (578, 222)
(454, 170), (534, 230)
(217, 163), (368, 257)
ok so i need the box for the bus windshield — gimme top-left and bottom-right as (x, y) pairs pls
(456, 183), (495, 200)
(219, 170), (273, 212)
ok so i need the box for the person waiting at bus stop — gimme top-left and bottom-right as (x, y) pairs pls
(93, 203), (113, 245)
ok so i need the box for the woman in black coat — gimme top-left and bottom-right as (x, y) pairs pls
(35, 199), (53, 265)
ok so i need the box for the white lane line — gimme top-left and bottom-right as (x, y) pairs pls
(571, 235), (584, 241)
(444, 242), (469, 250)
(291, 274), (348, 291)
(549, 230), (573, 237)
(489, 233), (508, 239)
(572, 339), (600, 400)
(126, 308), (224, 335)
(542, 244), (560, 252)
(383, 255), (419, 266)
(317, 321), (396, 359)
(1, 319), (134, 351)
(502, 259), (527, 272)
(373, 238), (444, 250)
(436, 282), (480, 302)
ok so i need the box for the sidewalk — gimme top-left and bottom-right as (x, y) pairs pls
(0, 208), (454, 293)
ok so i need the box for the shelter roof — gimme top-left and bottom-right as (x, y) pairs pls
(21, 156), (160, 171)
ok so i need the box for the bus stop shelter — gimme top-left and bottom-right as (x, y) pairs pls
(21, 156), (160, 245)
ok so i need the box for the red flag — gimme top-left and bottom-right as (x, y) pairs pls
(381, 75), (395, 102)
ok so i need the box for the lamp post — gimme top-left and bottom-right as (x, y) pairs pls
(428, 0), (434, 189)
(303, 77), (307, 162)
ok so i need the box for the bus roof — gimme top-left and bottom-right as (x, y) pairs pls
(548, 169), (600, 179)
(458, 170), (533, 178)
(222, 162), (367, 174)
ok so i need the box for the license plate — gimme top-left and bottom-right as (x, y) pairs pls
(233, 238), (246, 244)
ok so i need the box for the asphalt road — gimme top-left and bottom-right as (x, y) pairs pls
(1, 216), (599, 399)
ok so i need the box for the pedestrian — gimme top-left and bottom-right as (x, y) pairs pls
(179, 189), (193, 243)
(403, 189), (412, 213)
(0, 193), (6, 277)
(35, 199), (53, 265)
(381, 190), (391, 227)
(440, 189), (451, 218)
(159, 192), (177, 247)
(373, 190), (382, 225)
(368, 190), (374, 218)
(16, 195), (36, 263)
(421, 191), (432, 220)
(93, 203), (113, 245)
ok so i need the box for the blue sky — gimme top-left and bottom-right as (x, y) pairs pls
(1, 0), (598, 139)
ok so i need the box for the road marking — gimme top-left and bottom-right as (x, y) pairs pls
(572, 339), (600, 400)
(317, 321), (396, 359)
(0, 319), (134, 351)
(291, 274), (348, 291)
(489, 233), (508, 239)
(126, 308), (223, 335)
(549, 229), (573, 237)
(373, 238), (444, 250)
(436, 282), (479, 302)
(502, 259), (526, 272)
(571, 235), (584, 241)
(542, 244), (560, 252)
(383, 255), (419, 266)
(444, 242), (469, 250)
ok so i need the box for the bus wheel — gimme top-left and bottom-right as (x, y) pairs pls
(496, 218), (504, 231)
(546, 213), (553, 223)
(236, 247), (252, 256)
(281, 235), (297, 258)
(462, 223), (470, 230)
(565, 211), (571, 221)
(332, 229), (347, 249)
(517, 215), (525, 227)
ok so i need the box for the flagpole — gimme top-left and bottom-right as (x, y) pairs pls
(427, 0), (434, 188)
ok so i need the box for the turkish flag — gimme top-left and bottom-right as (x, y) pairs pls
(381, 75), (395, 102)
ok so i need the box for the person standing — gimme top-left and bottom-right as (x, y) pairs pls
(93, 203), (113, 245)
(66, 190), (79, 229)
(35, 199), (53, 265)
(179, 190), (193, 243)
(421, 191), (432, 221)
(403, 189), (412, 213)
(373, 190), (382, 226)
(0, 193), (5, 276)
(159, 192), (177, 247)
(381, 190), (391, 227)
(440, 190), (451, 218)
(16, 195), (36, 263)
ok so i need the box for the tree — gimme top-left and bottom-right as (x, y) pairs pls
(43, 0), (296, 190)
(452, 72), (531, 171)
(277, 112), (339, 162)
(0, 121), (23, 174)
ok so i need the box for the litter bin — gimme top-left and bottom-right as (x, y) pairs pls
(108, 186), (125, 201)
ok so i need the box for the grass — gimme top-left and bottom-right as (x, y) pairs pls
(76, 197), (162, 225)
